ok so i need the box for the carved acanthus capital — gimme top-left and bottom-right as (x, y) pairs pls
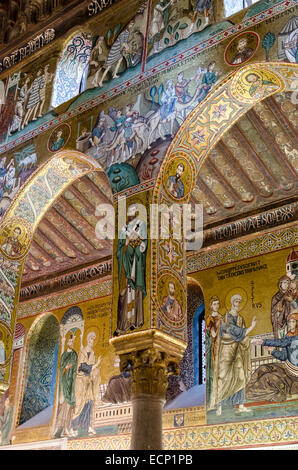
(110, 329), (186, 398)
(120, 348), (180, 398)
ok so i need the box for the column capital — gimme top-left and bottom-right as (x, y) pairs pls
(110, 329), (186, 359)
(110, 329), (186, 398)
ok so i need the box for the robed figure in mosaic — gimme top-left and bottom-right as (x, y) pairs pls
(246, 312), (298, 403)
(209, 294), (257, 416)
(0, 393), (13, 446)
(206, 296), (222, 407)
(72, 332), (101, 436)
(53, 334), (78, 438)
(115, 204), (147, 335)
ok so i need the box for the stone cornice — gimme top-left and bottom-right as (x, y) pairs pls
(19, 259), (112, 301)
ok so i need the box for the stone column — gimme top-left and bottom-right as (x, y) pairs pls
(110, 330), (186, 451)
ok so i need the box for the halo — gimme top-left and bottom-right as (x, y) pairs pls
(224, 287), (248, 312)
(84, 325), (100, 348)
(244, 70), (262, 83)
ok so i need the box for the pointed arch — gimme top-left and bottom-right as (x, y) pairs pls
(151, 62), (297, 342)
(0, 150), (113, 392)
(16, 312), (60, 427)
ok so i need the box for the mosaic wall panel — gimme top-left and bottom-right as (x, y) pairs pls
(16, 278), (112, 320)
(187, 225), (298, 273)
(66, 415), (298, 450)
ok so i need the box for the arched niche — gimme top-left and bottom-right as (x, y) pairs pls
(18, 313), (60, 426)
(165, 277), (205, 409)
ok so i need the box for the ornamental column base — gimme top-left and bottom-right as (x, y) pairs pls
(110, 329), (186, 451)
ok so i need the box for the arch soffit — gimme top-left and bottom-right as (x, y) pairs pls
(153, 62), (297, 204)
(150, 62), (297, 335)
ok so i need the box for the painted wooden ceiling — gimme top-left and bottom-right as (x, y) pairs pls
(191, 91), (298, 227)
(20, 91), (297, 286)
(21, 171), (113, 285)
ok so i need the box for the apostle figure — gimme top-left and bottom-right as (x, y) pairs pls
(50, 130), (65, 152)
(1, 226), (22, 257)
(72, 332), (101, 436)
(271, 275), (292, 339)
(231, 37), (254, 65)
(53, 334), (78, 438)
(162, 281), (183, 322)
(114, 203), (147, 336)
(209, 294), (257, 416)
(166, 163), (185, 199)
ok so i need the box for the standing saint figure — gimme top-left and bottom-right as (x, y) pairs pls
(205, 296), (222, 405)
(115, 204), (147, 336)
(209, 294), (257, 416)
(0, 393), (13, 446)
(53, 334), (78, 438)
(271, 275), (292, 339)
(71, 332), (101, 436)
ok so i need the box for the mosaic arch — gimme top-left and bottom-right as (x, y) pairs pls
(0, 150), (111, 392)
(151, 61), (298, 342)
